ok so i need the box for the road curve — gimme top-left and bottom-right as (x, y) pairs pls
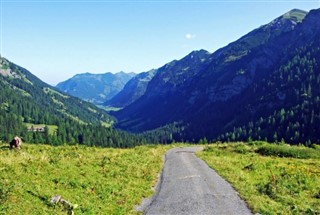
(143, 147), (252, 215)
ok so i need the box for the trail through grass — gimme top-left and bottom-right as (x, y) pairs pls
(2, 141), (318, 214)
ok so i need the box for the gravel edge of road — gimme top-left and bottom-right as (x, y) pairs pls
(135, 151), (168, 213)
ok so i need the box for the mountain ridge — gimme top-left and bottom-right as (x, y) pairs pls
(56, 71), (135, 105)
(112, 8), (320, 144)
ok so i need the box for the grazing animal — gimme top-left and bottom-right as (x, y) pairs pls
(10, 136), (22, 150)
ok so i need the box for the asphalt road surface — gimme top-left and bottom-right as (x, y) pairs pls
(143, 147), (253, 215)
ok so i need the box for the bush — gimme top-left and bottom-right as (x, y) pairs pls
(256, 144), (320, 159)
(233, 143), (252, 154)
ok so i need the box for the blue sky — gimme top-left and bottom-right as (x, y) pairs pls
(1, 0), (319, 85)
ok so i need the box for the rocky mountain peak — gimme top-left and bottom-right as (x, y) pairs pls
(282, 9), (307, 23)
(264, 9), (307, 33)
(210, 9), (308, 65)
(185, 49), (211, 61)
(0, 57), (23, 79)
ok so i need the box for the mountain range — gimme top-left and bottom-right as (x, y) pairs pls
(1, 8), (320, 146)
(110, 8), (320, 144)
(56, 72), (135, 105)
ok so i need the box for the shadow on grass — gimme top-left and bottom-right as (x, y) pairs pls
(0, 145), (10, 150)
(27, 190), (51, 207)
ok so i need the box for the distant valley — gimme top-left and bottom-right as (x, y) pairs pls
(2, 5), (320, 215)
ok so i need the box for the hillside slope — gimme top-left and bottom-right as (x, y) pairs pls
(0, 57), (148, 146)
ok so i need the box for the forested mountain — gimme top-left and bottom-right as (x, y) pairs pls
(0, 57), (174, 146)
(105, 69), (157, 108)
(218, 33), (320, 145)
(56, 71), (135, 105)
(113, 8), (320, 145)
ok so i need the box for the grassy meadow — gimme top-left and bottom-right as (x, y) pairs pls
(0, 143), (175, 214)
(1, 141), (319, 215)
(198, 142), (320, 215)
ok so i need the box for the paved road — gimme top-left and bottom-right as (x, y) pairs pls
(143, 147), (252, 215)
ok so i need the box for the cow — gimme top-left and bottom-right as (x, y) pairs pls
(10, 136), (22, 150)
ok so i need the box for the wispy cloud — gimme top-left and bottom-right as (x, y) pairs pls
(185, 33), (196, 40)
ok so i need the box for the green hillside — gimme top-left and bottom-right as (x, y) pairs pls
(0, 57), (175, 146)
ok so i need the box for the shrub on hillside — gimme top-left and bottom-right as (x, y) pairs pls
(256, 144), (320, 159)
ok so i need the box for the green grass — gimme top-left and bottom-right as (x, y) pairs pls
(43, 87), (69, 99)
(87, 107), (97, 113)
(198, 142), (320, 214)
(14, 87), (32, 97)
(0, 143), (176, 214)
(101, 106), (123, 112)
(101, 121), (112, 128)
(58, 110), (87, 125)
